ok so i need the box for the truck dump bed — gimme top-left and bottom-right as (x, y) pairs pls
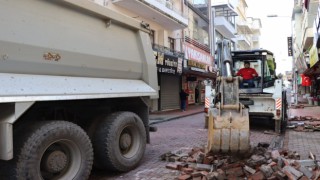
(0, 0), (157, 102)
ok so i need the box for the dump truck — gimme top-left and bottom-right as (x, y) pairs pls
(0, 0), (158, 179)
(205, 40), (288, 153)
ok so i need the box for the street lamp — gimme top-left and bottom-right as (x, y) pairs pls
(267, 14), (297, 105)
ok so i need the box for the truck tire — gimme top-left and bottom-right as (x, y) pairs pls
(14, 121), (93, 180)
(93, 111), (146, 172)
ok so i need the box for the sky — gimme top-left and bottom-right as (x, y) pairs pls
(246, 0), (294, 75)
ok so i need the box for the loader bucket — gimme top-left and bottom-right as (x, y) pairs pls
(206, 107), (250, 154)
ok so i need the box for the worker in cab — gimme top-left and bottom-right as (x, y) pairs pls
(236, 61), (258, 88)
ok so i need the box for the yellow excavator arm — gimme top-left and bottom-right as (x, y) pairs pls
(205, 40), (250, 153)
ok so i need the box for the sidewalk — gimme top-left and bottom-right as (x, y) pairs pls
(285, 99), (320, 159)
(149, 104), (204, 125)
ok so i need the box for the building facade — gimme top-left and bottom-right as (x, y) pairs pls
(91, 0), (215, 111)
(182, 0), (215, 106)
(212, 0), (262, 51)
(292, 0), (320, 102)
(212, 0), (238, 51)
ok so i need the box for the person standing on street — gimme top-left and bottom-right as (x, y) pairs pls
(179, 89), (189, 111)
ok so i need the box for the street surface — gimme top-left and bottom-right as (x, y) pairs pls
(90, 113), (277, 180)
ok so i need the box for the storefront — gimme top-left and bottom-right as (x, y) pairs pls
(183, 42), (215, 105)
(154, 51), (183, 110)
(304, 44), (320, 97)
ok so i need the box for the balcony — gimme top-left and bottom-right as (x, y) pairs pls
(301, 0), (318, 50)
(152, 43), (184, 57)
(235, 34), (251, 47)
(215, 16), (236, 39)
(212, 0), (238, 10)
(212, 0), (238, 39)
(252, 35), (259, 42)
(236, 20), (253, 34)
(112, 0), (188, 30)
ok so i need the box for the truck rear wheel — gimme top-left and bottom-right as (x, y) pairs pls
(93, 111), (146, 172)
(15, 121), (93, 180)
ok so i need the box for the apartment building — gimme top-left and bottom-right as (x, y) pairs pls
(247, 17), (262, 49)
(91, 0), (215, 111)
(211, 0), (238, 50)
(292, 0), (320, 97)
(211, 0), (261, 51)
(234, 0), (252, 50)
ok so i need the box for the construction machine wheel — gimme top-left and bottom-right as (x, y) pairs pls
(92, 111), (146, 172)
(14, 121), (93, 180)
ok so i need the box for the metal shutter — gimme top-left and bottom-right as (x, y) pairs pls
(160, 75), (180, 110)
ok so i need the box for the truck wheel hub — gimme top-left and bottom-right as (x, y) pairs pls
(120, 133), (132, 150)
(43, 150), (68, 173)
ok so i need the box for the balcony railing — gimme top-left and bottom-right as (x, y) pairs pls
(184, 36), (210, 53)
(236, 34), (251, 46)
(152, 43), (184, 58)
(153, 0), (188, 18)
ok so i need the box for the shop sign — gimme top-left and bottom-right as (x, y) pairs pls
(287, 37), (293, 56)
(187, 59), (207, 72)
(183, 43), (214, 73)
(154, 51), (182, 75)
(310, 45), (319, 68)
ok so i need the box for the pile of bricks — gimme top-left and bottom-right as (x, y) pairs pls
(289, 116), (320, 121)
(288, 116), (320, 132)
(290, 105), (305, 109)
(162, 144), (320, 180)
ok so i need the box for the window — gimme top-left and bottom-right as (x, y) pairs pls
(234, 59), (262, 88)
(149, 30), (155, 45)
(264, 55), (275, 82)
(168, 37), (175, 50)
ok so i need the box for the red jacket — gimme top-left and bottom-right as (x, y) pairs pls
(236, 68), (258, 80)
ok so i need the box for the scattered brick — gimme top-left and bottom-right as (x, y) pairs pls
(250, 171), (265, 180)
(260, 165), (273, 178)
(177, 174), (191, 180)
(244, 165), (256, 174)
(177, 162), (188, 171)
(283, 165), (303, 179)
(181, 167), (194, 174)
(165, 163), (178, 170)
(169, 156), (180, 162)
(298, 166), (313, 179)
(195, 164), (212, 171)
(299, 176), (309, 180)
(191, 171), (202, 177)
(271, 150), (280, 160)
(203, 156), (213, 165)
(275, 171), (287, 180)
(162, 146), (318, 180)
(192, 176), (202, 180)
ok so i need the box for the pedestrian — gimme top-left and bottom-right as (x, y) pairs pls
(195, 87), (199, 103)
(179, 89), (189, 111)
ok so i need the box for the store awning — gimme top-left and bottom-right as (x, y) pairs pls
(303, 61), (320, 77)
(183, 69), (217, 79)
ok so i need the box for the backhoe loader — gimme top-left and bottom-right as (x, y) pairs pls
(205, 39), (288, 153)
